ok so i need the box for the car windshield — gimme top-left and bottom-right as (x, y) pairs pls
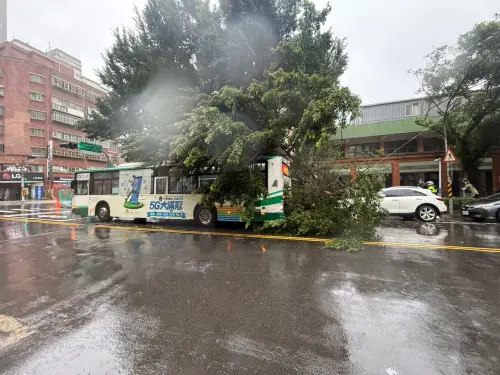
(476, 193), (500, 204)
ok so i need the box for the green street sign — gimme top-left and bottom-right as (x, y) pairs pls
(78, 142), (102, 153)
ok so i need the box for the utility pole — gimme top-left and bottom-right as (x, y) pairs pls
(47, 140), (53, 199)
(443, 121), (453, 215)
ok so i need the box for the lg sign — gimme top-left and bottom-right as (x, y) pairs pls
(0, 172), (44, 181)
(2, 173), (21, 179)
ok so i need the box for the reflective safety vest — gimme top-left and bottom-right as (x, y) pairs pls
(428, 185), (438, 194)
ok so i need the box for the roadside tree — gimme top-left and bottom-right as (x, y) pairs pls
(413, 15), (500, 190)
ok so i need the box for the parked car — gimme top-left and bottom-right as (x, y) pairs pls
(380, 186), (448, 222)
(461, 193), (500, 222)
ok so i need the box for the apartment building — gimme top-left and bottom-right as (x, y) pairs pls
(0, 39), (119, 199)
(336, 98), (500, 195)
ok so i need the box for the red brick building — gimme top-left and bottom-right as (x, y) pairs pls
(334, 98), (500, 196)
(0, 39), (119, 200)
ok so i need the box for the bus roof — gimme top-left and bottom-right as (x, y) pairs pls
(75, 156), (285, 175)
(75, 165), (149, 174)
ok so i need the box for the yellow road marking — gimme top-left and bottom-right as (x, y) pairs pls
(363, 241), (500, 253)
(0, 217), (83, 227)
(95, 225), (327, 242)
(96, 224), (500, 253)
(0, 217), (498, 254)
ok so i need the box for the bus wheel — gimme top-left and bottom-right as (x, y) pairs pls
(196, 206), (216, 228)
(96, 203), (112, 222)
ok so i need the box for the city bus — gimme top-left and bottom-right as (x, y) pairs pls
(71, 156), (290, 227)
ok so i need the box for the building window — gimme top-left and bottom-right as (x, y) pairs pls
(405, 103), (420, 117)
(30, 128), (45, 137)
(52, 96), (85, 116)
(0, 144), (4, 153)
(0, 86), (4, 97)
(423, 137), (445, 152)
(0, 124), (4, 135)
(52, 111), (80, 126)
(30, 165), (44, 172)
(31, 147), (46, 156)
(0, 106), (4, 116)
(87, 107), (98, 117)
(51, 76), (85, 97)
(347, 143), (380, 157)
(0, 68), (4, 78)
(385, 139), (418, 154)
(109, 143), (119, 153)
(30, 91), (45, 102)
(30, 73), (45, 84)
(53, 148), (84, 159)
(29, 109), (46, 121)
(86, 91), (100, 103)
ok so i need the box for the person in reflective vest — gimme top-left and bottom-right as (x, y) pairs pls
(426, 181), (438, 195)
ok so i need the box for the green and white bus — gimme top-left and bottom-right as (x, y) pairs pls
(71, 156), (290, 227)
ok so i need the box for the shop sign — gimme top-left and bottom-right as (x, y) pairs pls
(54, 177), (74, 182)
(76, 173), (90, 181)
(0, 172), (44, 182)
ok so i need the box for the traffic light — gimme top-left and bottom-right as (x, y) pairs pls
(60, 142), (79, 149)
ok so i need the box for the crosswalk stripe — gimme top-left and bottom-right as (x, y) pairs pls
(3, 210), (71, 217)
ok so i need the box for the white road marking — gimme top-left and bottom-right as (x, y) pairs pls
(3, 210), (71, 217)
(11, 208), (59, 212)
(0, 210), (15, 213)
(0, 230), (61, 243)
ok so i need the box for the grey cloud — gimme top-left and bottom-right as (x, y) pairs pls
(8, 0), (499, 103)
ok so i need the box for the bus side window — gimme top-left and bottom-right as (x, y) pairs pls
(199, 175), (216, 189)
(76, 181), (89, 195)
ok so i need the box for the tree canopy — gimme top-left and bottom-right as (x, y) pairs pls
(414, 15), (500, 189)
(79, 0), (360, 213)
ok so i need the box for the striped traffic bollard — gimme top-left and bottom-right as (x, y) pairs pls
(448, 182), (453, 198)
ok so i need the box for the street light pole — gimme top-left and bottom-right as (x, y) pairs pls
(435, 158), (442, 196)
(20, 159), (25, 202)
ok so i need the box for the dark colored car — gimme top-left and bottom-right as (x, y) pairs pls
(461, 193), (500, 222)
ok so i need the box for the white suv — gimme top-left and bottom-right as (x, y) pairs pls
(380, 187), (448, 222)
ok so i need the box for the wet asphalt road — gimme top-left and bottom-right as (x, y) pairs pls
(1, 204), (500, 374)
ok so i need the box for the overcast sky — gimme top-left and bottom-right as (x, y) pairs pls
(7, 0), (499, 104)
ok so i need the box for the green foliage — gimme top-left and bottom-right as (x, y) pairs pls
(201, 168), (268, 226)
(81, 0), (368, 238)
(443, 197), (476, 211)
(261, 142), (387, 249)
(413, 15), (500, 190)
